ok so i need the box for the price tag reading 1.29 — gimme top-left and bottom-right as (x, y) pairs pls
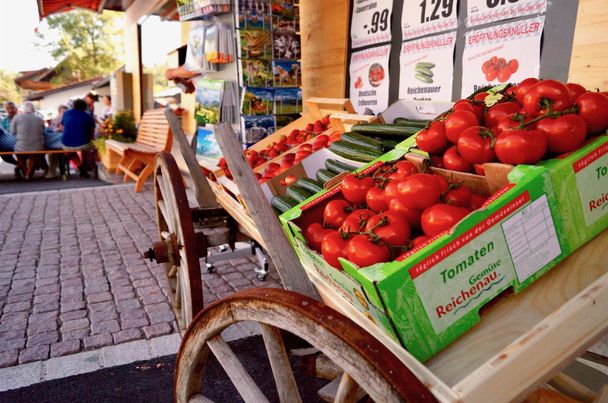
(351, 0), (393, 49)
(402, 0), (459, 40)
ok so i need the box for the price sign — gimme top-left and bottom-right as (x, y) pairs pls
(399, 32), (457, 101)
(461, 17), (544, 97)
(349, 44), (391, 115)
(402, 0), (459, 40)
(351, 0), (393, 49)
(467, 0), (546, 27)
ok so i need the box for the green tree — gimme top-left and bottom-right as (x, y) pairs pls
(144, 63), (170, 94)
(36, 10), (125, 84)
(0, 69), (22, 104)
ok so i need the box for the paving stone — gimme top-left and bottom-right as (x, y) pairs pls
(33, 293), (59, 305)
(145, 303), (176, 324)
(0, 330), (25, 342)
(27, 319), (57, 336)
(33, 301), (60, 313)
(0, 349), (18, 368)
(120, 308), (146, 321)
(83, 333), (113, 350)
(60, 300), (85, 313)
(89, 309), (117, 322)
(142, 323), (172, 339)
(61, 318), (89, 332)
(18, 345), (49, 364)
(91, 319), (120, 335)
(116, 299), (141, 312)
(6, 293), (32, 303)
(2, 300), (31, 313)
(86, 291), (113, 304)
(0, 338), (26, 352)
(50, 340), (80, 358)
(61, 328), (89, 341)
(60, 309), (87, 322)
(26, 331), (59, 348)
(112, 328), (141, 344)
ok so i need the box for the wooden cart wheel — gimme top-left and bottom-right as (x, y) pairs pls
(153, 152), (203, 331)
(175, 288), (437, 403)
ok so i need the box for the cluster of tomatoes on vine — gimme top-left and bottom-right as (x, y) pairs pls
(415, 78), (608, 173)
(302, 161), (487, 269)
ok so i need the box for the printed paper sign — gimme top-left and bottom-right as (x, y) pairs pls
(351, 0), (393, 49)
(461, 16), (544, 97)
(573, 142), (608, 226)
(401, 0), (459, 40)
(399, 32), (457, 102)
(467, 0), (546, 27)
(349, 44), (391, 115)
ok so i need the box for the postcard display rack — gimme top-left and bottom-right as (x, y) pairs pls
(179, 0), (302, 171)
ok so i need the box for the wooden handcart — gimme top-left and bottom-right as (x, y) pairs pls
(147, 108), (608, 402)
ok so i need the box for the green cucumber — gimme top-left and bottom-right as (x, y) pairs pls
(316, 169), (337, 184)
(393, 118), (430, 127)
(415, 73), (434, 84)
(415, 66), (434, 77)
(379, 138), (400, 149)
(295, 178), (324, 194)
(328, 141), (383, 163)
(341, 132), (384, 152)
(271, 196), (298, 214)
(286, 186), (313, 203)
(325, 159), (357, 174)
(351, 123), (421, 138)
(416, 62), (436, 69)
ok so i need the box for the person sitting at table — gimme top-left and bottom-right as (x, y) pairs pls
(11, 101), (46, 180)
(62, 99), (95, 178)
(44, 105), (68, 178)
(0, 101), (19, 173)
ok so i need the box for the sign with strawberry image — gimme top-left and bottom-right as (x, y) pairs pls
(399, 31), (457, 102)
(461, 16), (544, 97)
(349, 44), (391, 115)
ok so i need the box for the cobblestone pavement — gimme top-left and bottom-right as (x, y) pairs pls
(0, 184), (282, 368)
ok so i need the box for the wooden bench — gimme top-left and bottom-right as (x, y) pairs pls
(105, 109), (173, 192)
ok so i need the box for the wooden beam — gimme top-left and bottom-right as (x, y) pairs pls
(214, 123), (319, 299)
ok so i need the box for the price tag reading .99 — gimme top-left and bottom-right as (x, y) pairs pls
(369, 9), (390, 34)
(351, 0), (394, 49)
(402, 0), (459, 40)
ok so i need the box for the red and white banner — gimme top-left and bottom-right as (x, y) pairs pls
(467, 0), (546, 27)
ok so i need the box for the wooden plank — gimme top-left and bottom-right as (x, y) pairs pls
(214, 123), (319, 299)
(548, 372), (596, 402)
(260, 323), (302, 403)
(317, 374), (365, 403)
(0, 150), (77, 156)
(207, 335), (270, 403)
(165, 108), (218, 209)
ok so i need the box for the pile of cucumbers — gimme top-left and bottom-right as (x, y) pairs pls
(270, 159), (357, 214)
(328, 118), (429, 163)
(415, 62), (435, 84)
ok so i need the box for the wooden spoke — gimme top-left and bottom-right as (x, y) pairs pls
(153, 153), (203, 333)
(188, 395), (215, 403)
(260, 323), (302, 403)
(207, 335), (270, 403)
(175, 288), (436, 403)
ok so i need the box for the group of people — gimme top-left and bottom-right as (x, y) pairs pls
(0, 94), (112, 180)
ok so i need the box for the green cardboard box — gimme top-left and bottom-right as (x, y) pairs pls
(280, 135), (608, 362)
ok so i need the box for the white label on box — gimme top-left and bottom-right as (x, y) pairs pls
(401, 0), (459, 40)
(467, 0), (547, 27)
(399, 32), (457, 102)
(351, 0), (393, 49)
(501, 194), (561, 283)
(461, 17), (544, 98)
(349, 44), (391, 115)
(573, 142), (608, 226)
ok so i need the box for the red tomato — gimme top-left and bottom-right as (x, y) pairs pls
(457, 126), (497, 164)
(429, 155), (444, 168)
(508, 59), (519, 74)
(397, 174), (442, 210)
(341, 174), (375, 204)
(384, 181), (399, 201)
(494, 113), (528, 133)
(387, 161), (419, 181)
(497, 67), (512, 83)
(535, 114), (587, 153)
(366, 186), (388, 212)
(340, 209), (375, 233)
(494, 129), (548, 165)
(481, 61), (494, 74)
(421, 204), (470, 237)
(485, 67), (499, 82)
(575, 92), (608, 134)
(304, 223), (332, 253)
(411, 235), (430, 248)
(321, 231), (349, 269)
(442, 146), (474, 173)
(323, 199), (352, 228)
(416, 122), (448, 154)
(484, 102), (521, 128)
(444, 110), (479, 143)
(388, 198), (422, 230)
(469, 193), (487, 210)
(295, 150), (311, 161)
(523, 80), (573, 115)
(345, 235), (391, 268)
(566, 83), (587, 100)
(453, 100), (484, 122)
(473, 92), (489, 102)
(365, 211), (411, 247)
(515, 77), (540, 104)
(444, 185), (472, 208)
(434, 174), (449, 194)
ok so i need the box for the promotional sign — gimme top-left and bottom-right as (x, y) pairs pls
(349, 44), (391, 115)
(467, 0), (547, 27)
(399, 32), (457, 102)
(401, 0), (459, 40)
(461, 17), (544, 97)
(350, 0), (393, 49)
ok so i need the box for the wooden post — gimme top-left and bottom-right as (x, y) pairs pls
(214, 123), (319, 299)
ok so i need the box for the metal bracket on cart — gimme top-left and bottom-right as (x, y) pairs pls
(204, 241), (269, 281)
